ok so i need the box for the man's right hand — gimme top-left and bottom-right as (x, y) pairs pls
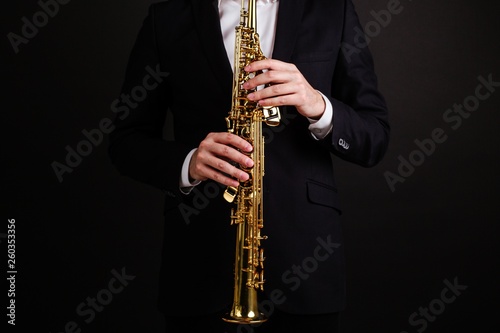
(189, 132), (254, 188)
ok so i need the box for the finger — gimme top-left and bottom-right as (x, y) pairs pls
(255, 93), (295, 108)
(204, 140), (253, 168)
(199, 136), (254, 167)
(214, 132), (253, 153)
(192, 148), (249, 186)
(244, 59), (292, 73)
(243, 67), (298, 91)
(195, 163), (242, 188)
(247, 82), (296, 102)
(204, 155), (250, 182)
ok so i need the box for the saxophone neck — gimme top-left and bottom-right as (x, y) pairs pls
(240, 0), (257, 31)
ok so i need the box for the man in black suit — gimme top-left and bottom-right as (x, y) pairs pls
(109, 0), (389, 332)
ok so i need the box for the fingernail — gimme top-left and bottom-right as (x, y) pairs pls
(246, 159), (254, 167)
(247, 93), (254, 100)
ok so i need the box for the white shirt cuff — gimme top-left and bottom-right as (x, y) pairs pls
(179, 148), (202, 194)
(308, 91), (333, 140)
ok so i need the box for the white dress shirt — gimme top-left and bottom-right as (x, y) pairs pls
(180, 0), (333, 191)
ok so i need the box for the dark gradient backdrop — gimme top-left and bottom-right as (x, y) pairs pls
(3, 0), (499, 332)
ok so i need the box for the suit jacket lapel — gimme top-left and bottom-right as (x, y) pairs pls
(190, 0), (305, 90)
(272, 0), (305, 62)
(191, 0), (233, 92)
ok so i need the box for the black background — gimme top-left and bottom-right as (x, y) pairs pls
(3, 0), (499, 332)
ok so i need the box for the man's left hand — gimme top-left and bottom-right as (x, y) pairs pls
(243, 59), (326, 120)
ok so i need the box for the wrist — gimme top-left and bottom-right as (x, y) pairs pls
(180, 148), (202, 188)
(308, 90), (326, 120)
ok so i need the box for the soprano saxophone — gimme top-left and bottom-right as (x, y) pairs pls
(222, 0), (280, 324)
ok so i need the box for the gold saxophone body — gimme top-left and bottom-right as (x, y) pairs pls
(222, 0), (281, 325)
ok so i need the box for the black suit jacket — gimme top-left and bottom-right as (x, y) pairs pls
(109, 0), (390, 316)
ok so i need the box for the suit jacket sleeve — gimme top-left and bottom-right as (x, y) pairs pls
(326, 0), (390, 167)
(108, 4), (190, 194)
